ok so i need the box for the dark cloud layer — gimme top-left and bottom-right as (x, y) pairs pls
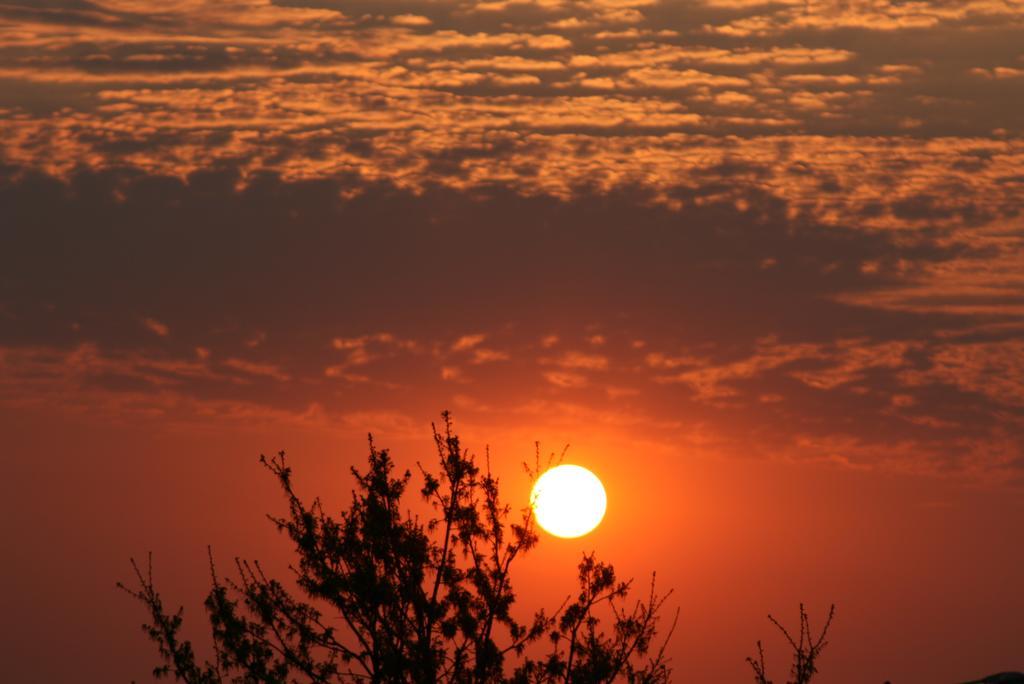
(2, 164), (1021, 480)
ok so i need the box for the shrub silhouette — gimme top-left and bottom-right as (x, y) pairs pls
(746, 603), (835, 684)
(120, 412), (677, 682)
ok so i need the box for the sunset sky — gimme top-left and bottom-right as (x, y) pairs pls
(2, 0), (1023, 681)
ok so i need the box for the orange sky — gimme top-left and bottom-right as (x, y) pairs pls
(1, 0), (1023, 681)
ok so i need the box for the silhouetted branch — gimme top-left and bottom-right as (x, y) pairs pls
(747, 604), (835, 684)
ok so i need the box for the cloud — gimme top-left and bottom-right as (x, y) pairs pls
(581, 67), (749, 90)
(0, 0), (1022, 481)
(547, 351), (609, 371)
(971, 67), (1024, 79)
(542, 370), (589, 388)
(142, 318), (170, 337)
(0, 159), (1019, 479)
(392, 14), (432, 26)
(703, 0), (1024, 37)
(223, 358), (291, 382)
(452, 334), (486, 351)
(472, 348), (510, 363)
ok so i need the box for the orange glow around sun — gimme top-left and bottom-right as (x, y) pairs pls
(530, 464), (608, 538)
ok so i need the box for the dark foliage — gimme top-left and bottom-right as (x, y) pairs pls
(747, 603), (835, 684)
(120, 412), (677, 682)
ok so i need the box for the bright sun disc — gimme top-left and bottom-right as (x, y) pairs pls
(530, 464), (607, 538)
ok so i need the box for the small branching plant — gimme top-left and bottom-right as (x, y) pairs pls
(513, 555), (677, 684)
(747, 603), (835, 684)
(120, 412), (677, 683)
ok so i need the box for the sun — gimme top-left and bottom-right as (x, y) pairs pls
(530, 464), (607, 538)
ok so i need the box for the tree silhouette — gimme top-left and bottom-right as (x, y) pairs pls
(120, 412), (677, 683)
(746, 603), (835, 684)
